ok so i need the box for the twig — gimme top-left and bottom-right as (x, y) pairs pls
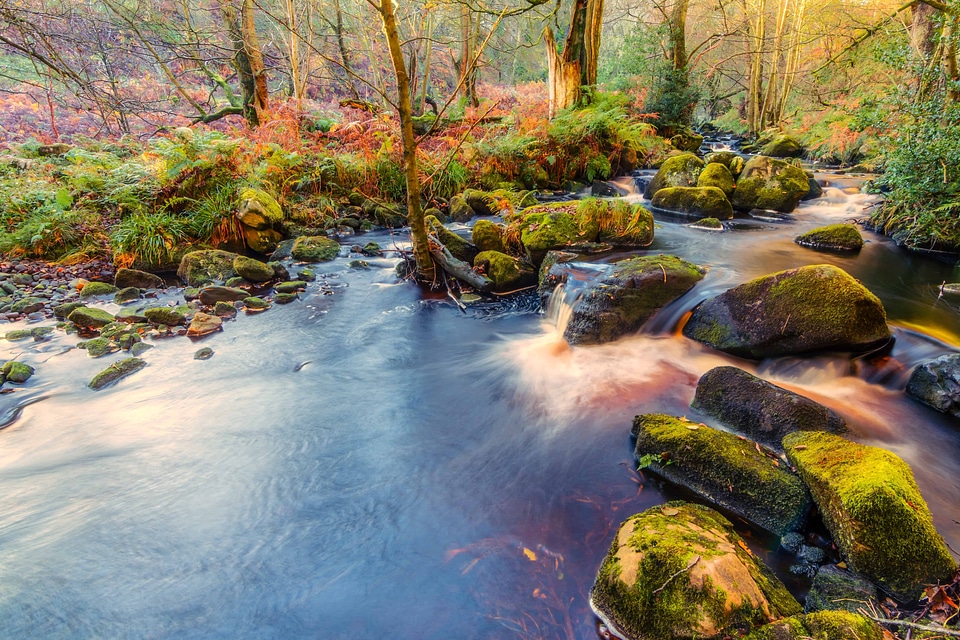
(658, 263), (666, 283)
(653, 555), (700, 596)
(859, 608), (960, 637)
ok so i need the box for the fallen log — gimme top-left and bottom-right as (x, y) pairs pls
(429, 238), (492, 292)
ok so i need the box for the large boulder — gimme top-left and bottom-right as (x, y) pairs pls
(237, 188), (284, 230)
(79, 281), (118, 298)
(643, 153), (704, 199)
(591, 502), (801, 640)
(427, 215), (477, 264)
(242, 227), (283, 255)
(704, 151), (744, 178)
(563, 255), (704, 345)
(473, 251), (536, 293)
(651, 186), (734, 220)
(68, 306), (115, 329)
(697, 163), (736, 198)
(233, 255), (274, 283)
(784, 431), (957, 602)
(906, 352), (960, 417)
(683, 264), (891, 359)
(761, 135), (803, 158)
(805, 565), (877, 614)
(448, 195), (475, 222)
(517, 208), (591, 262)
(732, 156), (810, 213)
(744, 611), (883, 640)
(670, 130), (704, 152)
(471, 219), (506, 253)
(794, 224), (863, 253)
(632, 414), (812, 536)
(178, 250), (239, 287)
(691, 366), (847, 452)
(290, 236), (339, 262)
(114, 268), (164, 290)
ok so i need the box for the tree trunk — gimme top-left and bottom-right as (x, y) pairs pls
(545, 0), (602, 118)
(241, 0), (268, 125)
(216, 0), (259, 126)
(668, 0), (690, 72)
(457, 5), (480, 108)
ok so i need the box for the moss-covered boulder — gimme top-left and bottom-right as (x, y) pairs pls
(473, 251), (536, 293)
(577, 199), (655, 247)
(78, 337), (120, 358)
(691, 366), (847, 452)
(198, 286), (248, 305)
(114, 268), (164, 290)
(670, 130), (704, 152)
(426, 215), (478, 264)
(274, 292), (297, 304)
(691, 217), (723, 230)
(89, 357), (146, 390)
(683, 264), (891, 358)
(68, 306), (115, 329)
(186, 312), (222, 337)
(291, 236), (339, 262)
(633, 414), (812, 536)
(518, 210), (586, 262)
(463, 189), (494, 216)
(704, 151), (745, 178)
(113, 287), (141, 304)
(233, 256), (274, 283)
(805, 565), (877, 614)
(697, 163), (736, 198)
(732, 156), (810, 213)
(275, 280), (306, 294)
(242, 226), (282, 255)
(2, 361), (34, 384)
(237, 188), (284, 230)
(744, 611), (882, 640)
(563, 255), (704, 345)
(591, 502), (801, 640)
(79, 281), (118, 298)
(10, 296), (45, 314)
(643, 153), (705, 199)
(177, 249), (239, 287)
(143, 307), (187, 327)
(537, 250), (578, 301)
(471, 219), (506, 253)
(761, 135), (803, 158)
(54, 301), (86, 320)
(906, 352), (960, 417)
(652, 186), (734, 220)
(784, 431), (957, 602)
(448, 195), (475, 223)
(795, 224), (864, 252)
(244, 296), (270, 310)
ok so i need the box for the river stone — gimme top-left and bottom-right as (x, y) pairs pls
(704, 151), (745, 178)
(114, 268), (164, 290)
(186, 312), (222, 337)
(11, 297), (45, 314)
(233, 256), (274, 283)
(591, 502), (801, 640)
(784, 431), (957, 602)
(803, 176), (824, 200)
(89, 357), (146, 390)
(563, 255), (705, 345)
(744, 611), (882, 640)
(805, 565), (878, 614)
(275, 281), (306, 294)
(54, 301), (85, 319)
(682, 264), (891, 359)
(463, 189), (495, 216)
(177, 250), (238, 287)
(291, 236), (339, 262)
(244, 297), (269, 310)
(2, 361), (34, 384)
(652, 186), (734, 220)
(115, 307), (148, 324)
(473, 251), (536, 293)
(732, 156), (810, 213)
(643, 153), (704, 199)
(143, 307), (187, 327)
(114, 287), (141, 304)
(761, 135), (803, 158)
(633, 414), (812, 536)
(906, 353), (960, 417)
(198, 286), (248, 305)
(472, 219), (506, 253)
(427, 215), (477, 264)
(691, 366), (847, 452)
(78, 337), (120, 358)
(213, 301), (238, 318)
(194, 347), (214, 360)
(237, 188), (283, 230)
(68, 306), (115, 329)
(795, 224), (863, 252)
(670, 130), (704, 152)
(697, 163), (735, 198)
(448, 194), (475, 222)
(274, 293), (297, 304)
(79, 281), (118, 298)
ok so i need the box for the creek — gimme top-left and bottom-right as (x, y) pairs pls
(0, 176), (958, 639)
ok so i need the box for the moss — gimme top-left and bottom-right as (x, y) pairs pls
(448, 194), (475, 222)
(113, 287), (141, 304)
(632, 414), (812, 535)
(806, 565), (877, 614)
(732, 156), (810, 213)
(591, 502), (801, 640)
(577, 199), (654, 246)
(30, 326), (53, 340)
(243, 297), (269, 310)
(514, 205), (598, 262)
(644, 153), (705, 198)
(473, 251), (536, 293)
(761, 135), (803, 158)
(652, 186), (734, 220)
(5, 329), (32, 341)
(704, 151), (745, 178)
(214, 301), (238, 317)
(68, 306), (115, 329)
(426, 215), (478, 264)
(794, 224), (864, 252)
(129, 342), (152, 357)
(242, 226), (282, 254)
(290, 236), (339, 262)
(233, 255), (275, 283)
(54, 301), (86, 319)
(89, 357), (146, 390)
(744, 612), (882, 640)
(238, 188), (284, 227)
(692, 217), (723, 230)
(784, 431), (957, 602)
(78, 337), (120, 358)
(472, 219), (506, 253)
(79, 281), (118, 298)
(275, 280), (306, 294)
(177, 249), (239, 286)
(11, 297), (46, 313)
(2, 361), (34, 383)
(143, 307), (186, 327)
(697, 163), (736, 197)
(274, 292), (297, 304)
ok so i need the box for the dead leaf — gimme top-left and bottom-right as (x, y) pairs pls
(522, 547), (537, 562)
(686, 424), (699, 430)
(661, 506), (680, 516)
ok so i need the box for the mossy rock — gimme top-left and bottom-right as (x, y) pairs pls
(194, 347), (214, 360)
(11, 296), (45, 314)
(243, 296), (270, 310)
(643, 153), (705, 199)
(732, 156), (810, 213)
(114, 268), (164, 290)
(652, 186), (734, 220)
(576, 199), (654, 247)
(237, 188), (284, 229)
(214, 301), (238, 318)
(691, 217), (723, 230)
(224, 276), (247, 288)
(78, 337), (120, 358)
(198, 286), (248, 306)
(2, 361), (34, 384)
(233, 256), (275, 283)
(275, 280), (306, 294)
(803, 176), (824, 200)
(805, 565), (877, 614)
(290, 236), (339, 263)
(30, 326), (53, 340)
(682, 264), (891, 359)
(177, 250), (239, 287)
(697, 163), (736, 198)
(784, 431), (957, 602)
(89, 357), (146, 390)
(274, 293), (297, 304)
(794, 224), (864, 253)
(143, 307), (187, 327)
(115, 307), (148, 324)
(670, 130), (704, 152)
(564, 255), (705, 345)
(591, 501), (801, 640)
(744, 611), (882, 640)
(463, 189), (495, 216)
(632, 414), (812, 536)
(691, 366), (847, 452)
(473, 251), (536, 293)
(242, 226), (282, 255)
(5, 329), (32, 341)
(130, 342), (152, 357)
(472, 219), (506, 253)
(704, 151), (745, 178)
(79, 281), (118, 298)
(515, 206), (595, 263)
(426, 215), (478, 264)
(114, 287), (141, 304)
(906, 352), (960, 417)
(68, 307), (115, 329)
(54, 301), (86, 319)
(761, 135), (803, 158)
(449, 194), (476, 223)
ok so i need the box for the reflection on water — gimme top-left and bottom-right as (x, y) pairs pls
(0, 183), (959, 639)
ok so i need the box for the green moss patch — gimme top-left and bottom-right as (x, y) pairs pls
(177, 249), (239, 287)
(644, 153), (705, 199)
(68, 306), (115, 329)
(427, 215), (478, 264)
(79, 281), (118, 298)
(794, 224), (864, 252)
(744, 611), (882, 640)
(473, 251), (536, 293)
(2, 361), (34, 384)
(697, 163), (736, 197)
(291, 236), (339, 263)
(89, 357), (146, 390)
(652, 186), (734, 220)
(471, 219), (506, 253)
(732, 156), (810, 213)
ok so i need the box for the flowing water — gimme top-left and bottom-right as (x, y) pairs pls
(1, 178), (959, 639)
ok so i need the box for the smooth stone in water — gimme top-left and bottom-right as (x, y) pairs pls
(186, 312), (222, 337)
(198, 286), (248, 305)
(2, 361), (34, 383)
(114, 268), (164, 290)
(905, 352), (960, 418)
(194, 347), (215, 360)
(88, 358), (146, 390)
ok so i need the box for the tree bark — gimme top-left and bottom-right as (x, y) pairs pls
(241, 0), (269, 125)
(216, 0), (259, 126)
(545, 0), (602, 118)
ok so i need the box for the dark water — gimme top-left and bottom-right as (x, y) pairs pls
(1, 180), (959, 639)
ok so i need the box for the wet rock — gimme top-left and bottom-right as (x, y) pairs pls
(297, 269), (316, 282)
(129, 342), (152, 357)
(5, 329), (32, 341)
(691, 366), (847, 452)
(186, 312), (222, 337)
(198, 286), (248, 305)
(194, 347), (214, 360)
(237, 188), (283, 230)
(224, 276), (247, 288)
(243, 297), (269, 310)
(463, 189), (495, 216)
(114, 268), (164, 290)
(68, 307), (115, 329)
(274, 293), (297, 304)
(744, 611), (882, 640)
(89, 357), (146, 390)
(361, 242), (382, 257)
(12, 273), (34, 285)
(803, 176), (824, 200)
(290, 236), (339, 262)
(784, 431), (957, 602)
(143, 307), (186, 327)
(732, 156), (810, 213)
(697, 163), (735, 198)
(275, 280), (306, 294)
(2, 361), (34, 384)
(242, 226), (282, 255)
(233, 256), (274, 283)
(590, 180), (622, 197)
(427, 215), (478, 264)
(564, 255), (704, 345)
(448, 194), (475, 222)
(268, 261), (289, 282)
(114, 287), (141, 304)
(515, 208), (588, 263)
(670, 130), (704, 152)
(348, 260), (369, 269)
(633, 414), (812, 536)
(704, 151), (745, 178)
(652, 186), (734, 219)
(805, 565), (877, 614)
(643, 153), (705, 199)
(12, 297), (46, 314)
(761, 135), (803, 158)
(177, 250), (239, 287)
(591, 502), (801, 640)
(794, 224), (863, 252)
(79, 282), (118, 298)
(472, 220), (506, 253)
(213, 301), (238, 318)
(683, 264), (891, 359)
(269, 239), (296, 261)
(536, 251), (578, 300)
(115, 307), (148, 324)
(691, 217), (723, 230)
(906, 352), (960, 417)
(78, 337), (120, 358)
(473, 251), (536, 293)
